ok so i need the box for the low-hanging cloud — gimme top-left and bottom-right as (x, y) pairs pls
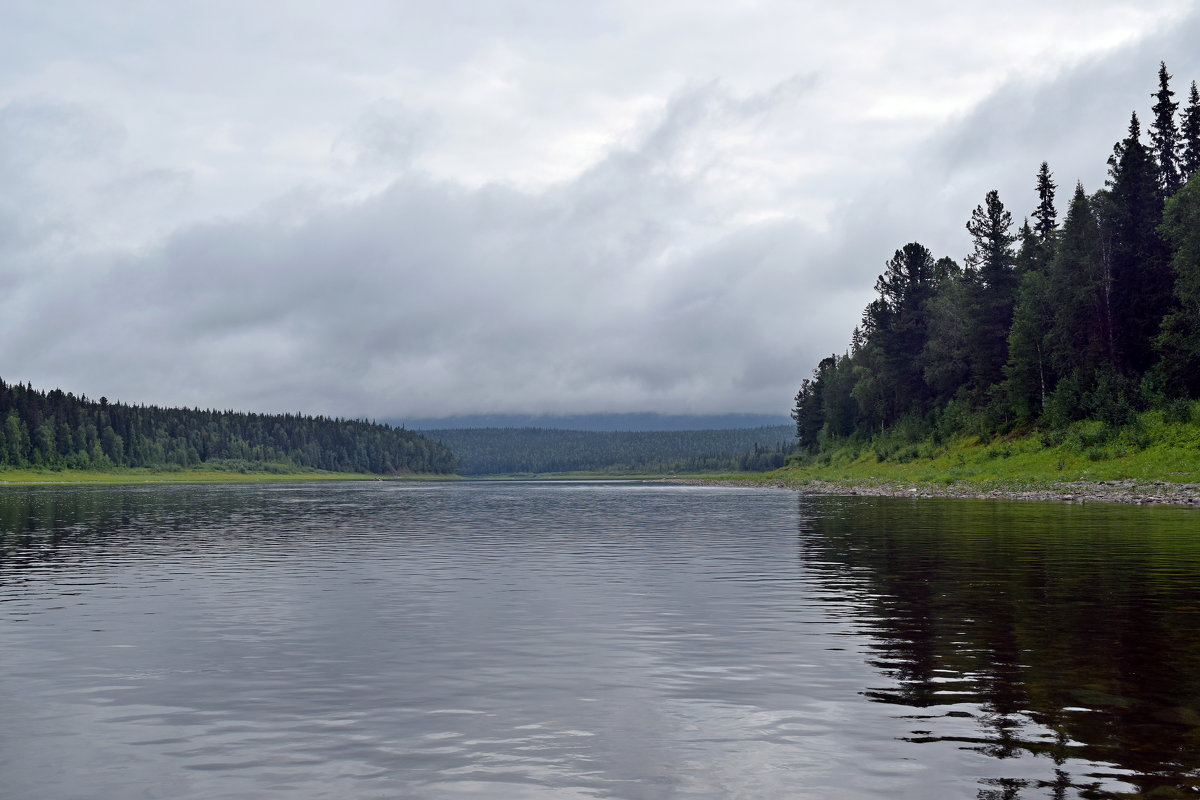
(1, 3), (1198, 420)
(9, 85), (835, 418)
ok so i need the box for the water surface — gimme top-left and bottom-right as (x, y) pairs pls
(1, 482), (1197, 799)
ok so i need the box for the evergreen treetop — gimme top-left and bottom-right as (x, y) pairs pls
(1032, 161), (1058, 246)
(964, 190), (1016, 286)
(1181, 80), (1200, 180)
(1150, 61), (1182, 197)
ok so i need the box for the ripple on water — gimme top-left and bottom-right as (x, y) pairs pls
(1, 483), (1199, 799)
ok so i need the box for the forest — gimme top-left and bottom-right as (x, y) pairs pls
(792, 63), (1200, 458)
(424, 426), (794, 475)
(0, 378), (456, 475)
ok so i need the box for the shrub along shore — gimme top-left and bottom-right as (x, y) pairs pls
(681, 406), (1200, 506)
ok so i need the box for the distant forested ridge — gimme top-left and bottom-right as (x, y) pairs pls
(793, 63), (1200, 455)
(425, 426), (795, 475)
(400, 413), (792, 432)
(0, 378), (455, 474)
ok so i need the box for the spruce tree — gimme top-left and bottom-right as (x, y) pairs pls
(1032, 161), (1057, 247)
(1181, 80), (1200, 181)
(965, 190), (1017, 283)
(1103, 112), (1172, 375)
(1015, 164), (1058, 277)
(963, 190), (1017, 397)
(1149, 62), (1182, 198)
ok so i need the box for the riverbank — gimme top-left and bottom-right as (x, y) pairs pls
(0, 467), (451, 485)
(675, 413), (1200, 506)
(673, 474), (1200, 506)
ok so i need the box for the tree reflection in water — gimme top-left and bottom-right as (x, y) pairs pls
(799, 495), (1200, 799)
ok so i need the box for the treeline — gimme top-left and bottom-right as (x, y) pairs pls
(793, 63), (1200, 454)
(424, 426), (795, 475)
(0, 378), (456, 474)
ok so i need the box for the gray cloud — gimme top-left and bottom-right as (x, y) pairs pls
(334, 100), (436, 170)
(1, 3), (1197, 420)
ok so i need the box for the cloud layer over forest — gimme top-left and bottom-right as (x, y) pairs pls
(1, 2), (1198, 419)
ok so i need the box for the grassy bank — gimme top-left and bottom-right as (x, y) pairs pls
(734, 403), (1200, 490)
(0, 466), (451, 485)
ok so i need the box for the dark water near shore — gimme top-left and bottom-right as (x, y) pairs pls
(1, 482), (1198, 799)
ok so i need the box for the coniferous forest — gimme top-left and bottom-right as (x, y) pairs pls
(792, 64), (1200, 457)
(0, 378), (456, 475)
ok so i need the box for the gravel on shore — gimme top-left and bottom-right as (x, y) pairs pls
(666, 477), (1200, 506)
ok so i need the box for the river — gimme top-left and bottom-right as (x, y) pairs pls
(1, 481), (1197, 799)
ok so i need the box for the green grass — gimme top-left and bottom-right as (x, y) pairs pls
(0, 466), (452, 485)
(736, 403), (1200, 490)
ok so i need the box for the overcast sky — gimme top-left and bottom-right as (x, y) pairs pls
(2, 2), (1198, 420)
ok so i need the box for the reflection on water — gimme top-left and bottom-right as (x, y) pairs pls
(0, 483), (1198, 799)
(804, 497), (1200, 799)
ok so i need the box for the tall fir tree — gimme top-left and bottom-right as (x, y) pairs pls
(1103, 112), (1173, 375)
(1017, 163), (1059, 277)
(963, 190), (1017, 397)
(965, 190), (1017, 285)
(1032, 161), (1058, 247)
(1181, 80), (1200, 181)
(1149, 62), (1183, 198)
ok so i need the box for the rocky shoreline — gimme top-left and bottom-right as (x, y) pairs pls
(669, 477), (1200, 507)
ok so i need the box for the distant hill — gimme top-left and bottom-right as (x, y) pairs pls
(423, 425), (796, 476)
(394, 413), (792, 432)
